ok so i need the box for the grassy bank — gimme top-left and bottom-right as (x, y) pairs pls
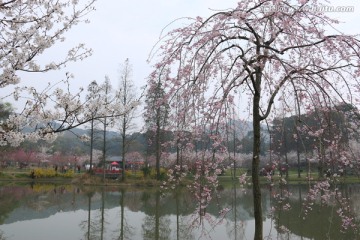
(1, 167), (360, 187)
(219, 168), (360, 186)
(0, 167), (169, 187)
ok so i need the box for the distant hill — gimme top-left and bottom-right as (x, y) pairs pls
(18, 119), (267, 156)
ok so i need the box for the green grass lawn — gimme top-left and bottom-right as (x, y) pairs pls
(219, 168), (360, 185)
(2, 167), (360, 186)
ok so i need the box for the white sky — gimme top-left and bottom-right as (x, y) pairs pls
(1, 0), (360, 128)
(0, 0), (236, 110)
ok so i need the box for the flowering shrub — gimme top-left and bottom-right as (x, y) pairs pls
(149, 168), (167, 180)
(31, 168), (57, 178)
(126, 170), (144, 178)
(61, 169), (75, 178)
(30, 168), (75, 178)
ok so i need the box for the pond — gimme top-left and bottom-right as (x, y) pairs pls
(0, 182), (359, 240)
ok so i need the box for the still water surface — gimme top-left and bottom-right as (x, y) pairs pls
(0, 183), (359, 240)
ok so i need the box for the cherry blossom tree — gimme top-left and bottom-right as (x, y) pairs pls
(0, 0), (93, 143)
(0, 1), (140, 147)
(9, 148), (37, 168)
(0, 0), (95, 87)
(148, 0), (360, 239)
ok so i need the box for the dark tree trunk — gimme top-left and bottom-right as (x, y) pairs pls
(283, 124), (289, 179)
(102, 117), (107, 182)
(89, 118), (94, 173)
(252, 73), (263, 240)
(121, 78), (128, 182)
(296, 126), (301, 178)
(156, 108), (161, 180)
(121, 121), (126, 181)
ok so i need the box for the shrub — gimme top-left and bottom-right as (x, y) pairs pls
(61, 169), (75, 178)
(31, 168), (57, 178)
(30, 168), (75, 178)
(126, 170), (144, 179)
(149, 167), (167, 180)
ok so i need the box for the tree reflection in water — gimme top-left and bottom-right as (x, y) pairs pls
(224, 183), (246, 240)
(78, 191), (95, 240)
(116, 188), (135, 240)
(80, 187), (135, 240)
(272, 184), (359, 240)
(141, 190), (171, 239)
(0, 183), (359, 239)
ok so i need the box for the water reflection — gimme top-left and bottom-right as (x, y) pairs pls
(271, 184), (360, 240)
(0, 183), (359, 239)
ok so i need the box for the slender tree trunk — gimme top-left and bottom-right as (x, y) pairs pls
(90, 118), (94, 173)
(102, 83), (109, 182)
(233, 115), (237, 179)
(121, 77), (127, 181)
(296, 125), (301, 178)
(252, 75), (263, 240)
(226, 117), (232, 179)
(156, 108), (161, 180)
(180, 148), (183, 171)
(102, 117), (107, 182)
(176, 139), (180, 166)
(283, 125), (289, 179)
(121, 120), (126, 181)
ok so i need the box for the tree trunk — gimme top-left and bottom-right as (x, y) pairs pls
(176, 139), (180, 166)
(155, 127), (161, 180)
(252, 78), (263, 240)
(102, 117), (107, 182)
(121, 125), (126, 181)
(156, 107), (161, 180)
(121, 79), (127, 181)
(102, 83), (109, 182)
(233, 116), (237, 179)
(283, 125), (289, 179)
(89, 118), (94, 173)
(296, 126), (301, 178)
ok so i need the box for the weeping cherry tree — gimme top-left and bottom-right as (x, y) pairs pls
(148, 1), (360, 239)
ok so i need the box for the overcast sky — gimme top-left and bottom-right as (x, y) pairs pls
(1, 0), (360, 126)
